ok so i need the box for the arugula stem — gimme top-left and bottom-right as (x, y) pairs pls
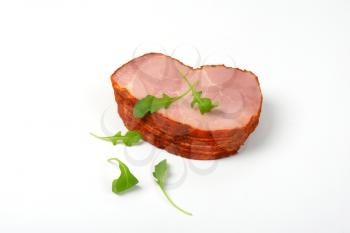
(159, 186), (192, 216)
(90, 133), (113, 141)
(90, 133), (123, 140)
(177, 70), (202, 103)
(172, 81), (198, 102)
(173, 87), (191, 101)
(107, 157), (122, 165)
(177, 70), (196, 93)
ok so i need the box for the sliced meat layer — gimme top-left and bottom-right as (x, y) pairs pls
(111, 53), (262, 160)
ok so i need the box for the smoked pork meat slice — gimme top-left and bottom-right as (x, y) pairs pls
(111, 53), (262, 160)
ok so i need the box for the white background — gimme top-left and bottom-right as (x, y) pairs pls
(0, 0), (349, 232)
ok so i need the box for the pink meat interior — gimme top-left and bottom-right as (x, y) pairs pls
(113, 53), (262, 131)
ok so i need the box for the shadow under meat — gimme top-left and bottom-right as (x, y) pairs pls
(237, 97), (277, 156)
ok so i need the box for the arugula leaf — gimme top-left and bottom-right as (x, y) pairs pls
(191, 90), (218, 114)
(90, 130), (142, 146)
(153, 160), (192, 216)
(178, 70), (218, 114)
(150, 94), (174, 113)
(133, 95), (154, 118)
(122, 131), (142, 146)
(153, 159), (167, 187)
(108, 158), (138, 194)
(133, 87), (192, 118)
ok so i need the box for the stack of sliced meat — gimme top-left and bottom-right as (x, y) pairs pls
(111, 53), (262, 160)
